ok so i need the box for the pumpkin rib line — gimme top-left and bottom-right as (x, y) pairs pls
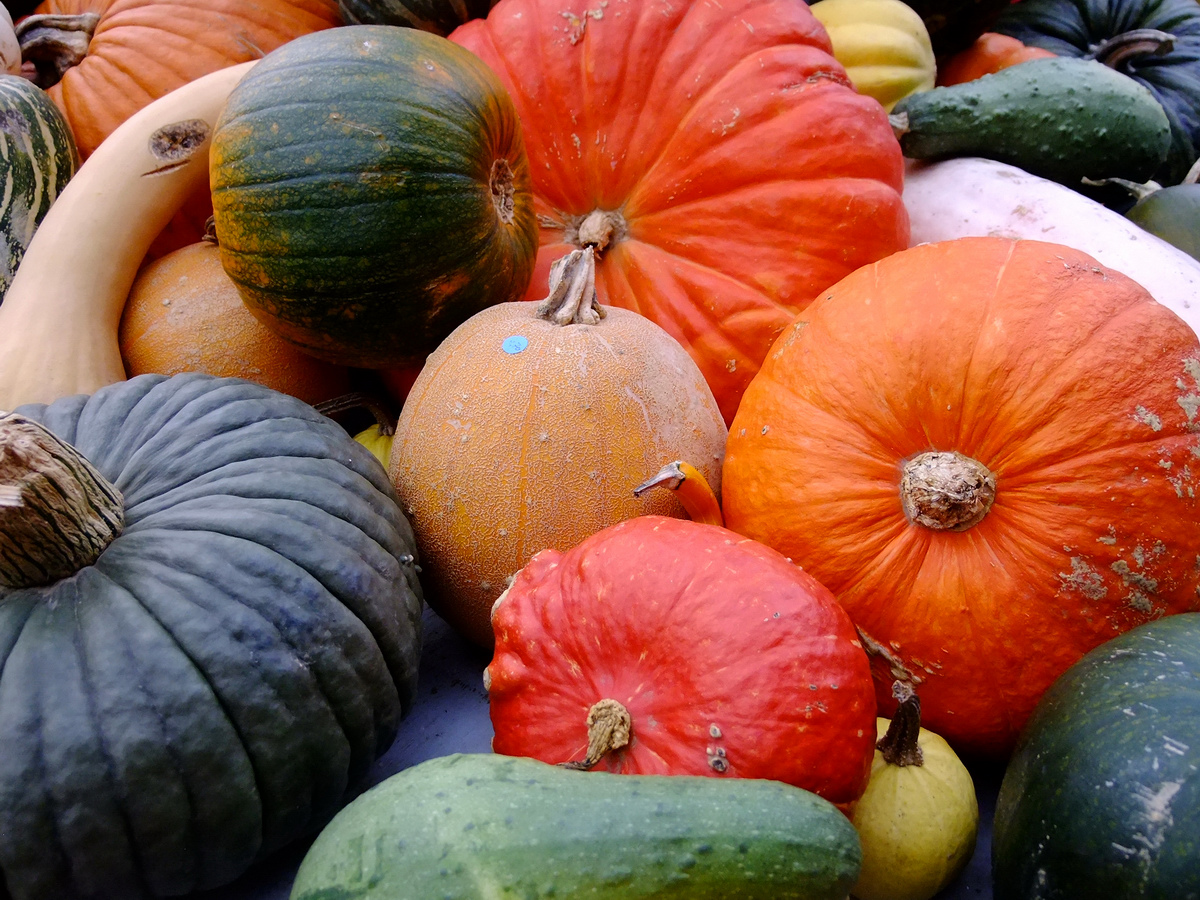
(212, 167), (479, 202)
(117, 521), (399, 735)
(69, 571), (185, 898)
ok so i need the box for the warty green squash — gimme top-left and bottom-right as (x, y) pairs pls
(0, 373), (423, 900)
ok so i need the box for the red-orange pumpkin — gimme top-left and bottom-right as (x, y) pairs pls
(937, 32), (1056, 86)
(721, 237), (1200, 756)
(451, 0), (909, 423)
(486, 515), (878, 806)
(21, 0), (341, 255)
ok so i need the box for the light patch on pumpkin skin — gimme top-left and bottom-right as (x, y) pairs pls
(1134, 406), (1164, 431)
(1059, 557), (1107, 602)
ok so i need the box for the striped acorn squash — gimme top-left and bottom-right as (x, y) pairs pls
(209, 25), (538, 369)
(0, 75), (78, 299)
(0, 373), (424, 900)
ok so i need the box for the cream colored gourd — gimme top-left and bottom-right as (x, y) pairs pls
(810, 0), (936, 112)
(0, 61), (255, 410)
(850, 683), (978, 900)
(903, 156), (1200, 338)
(0, 7), (20, 75)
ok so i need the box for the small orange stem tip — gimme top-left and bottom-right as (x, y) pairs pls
(634, 460), (724, 527)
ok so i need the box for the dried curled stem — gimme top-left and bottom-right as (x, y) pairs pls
(559, 698), (632, 770)
(0, 412), (123, 589)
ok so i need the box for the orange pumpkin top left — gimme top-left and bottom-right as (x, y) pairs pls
(26, 0), (342, 159)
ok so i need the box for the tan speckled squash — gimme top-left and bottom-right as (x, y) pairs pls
(389, 249), (728, 647)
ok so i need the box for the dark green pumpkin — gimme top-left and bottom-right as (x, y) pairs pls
(338, 0), (499, 35)
(1125, 183), (1200, 259)
(995, 0), (1200, 184)
(210, 25), (539, 369)
(0, 73), (78, 299)
(993, 613), (1200, 899)
(0, 373), (423, 900)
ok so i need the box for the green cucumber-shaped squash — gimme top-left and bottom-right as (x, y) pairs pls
(890, 57), (1171, 187)
(992, 613), (1200, 899)
(290, 753), (862, 900)
(0, 74), (78, 299)
(209, 25), (538, 369)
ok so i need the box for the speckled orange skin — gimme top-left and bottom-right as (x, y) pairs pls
(389, 301), (727, 647)
(119, 242), (350, 406)
(487, 515), (878, 806)
(723, 237), (1200, 757)
(452, 0), (910, 423)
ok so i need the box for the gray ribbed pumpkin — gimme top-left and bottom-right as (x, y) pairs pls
(0, 373), (423, 900)
(338, 0), (499, 34)
(0, 74), (78, 298)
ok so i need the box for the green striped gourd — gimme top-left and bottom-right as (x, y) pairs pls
(0, 75), (78, 299)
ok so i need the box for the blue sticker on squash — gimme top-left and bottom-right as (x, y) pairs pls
(502, 335), (528, 354)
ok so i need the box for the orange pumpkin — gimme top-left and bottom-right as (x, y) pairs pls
(721, 237), (1200, 756)
(390, 250), (728, 647)
(451, 0), (909, 423)
(20, 0), (341, 255)
(119, 241), (350, 406)
(937, 32), (1056, 86)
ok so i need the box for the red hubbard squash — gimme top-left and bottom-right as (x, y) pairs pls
(486, 515), (878, 806)
(19, 0), (341, 255)
(722, 237), (1200, 756)
(937, 32), (1055, 86)
(450, 0), (909, 424)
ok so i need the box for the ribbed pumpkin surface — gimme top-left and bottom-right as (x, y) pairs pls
(0, 374), (423, 900)
(210, 25), (539, 368)
(451, 0), (909, 423)
(0, 74), (78, 297)
(723, 237), (1200, 755)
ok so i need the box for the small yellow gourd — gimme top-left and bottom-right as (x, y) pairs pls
(810, 0), (936, 112)
(850, 682), (978, 900)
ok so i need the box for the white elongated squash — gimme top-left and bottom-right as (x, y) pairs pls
(0, 61), (255, 410)
(903, 157), (1200, 338)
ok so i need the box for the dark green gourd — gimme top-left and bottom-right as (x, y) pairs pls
(0, 373), (423, 900)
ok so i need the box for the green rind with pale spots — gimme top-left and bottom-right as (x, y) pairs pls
(892, 57), (1172, 187)
(290, 753), (861, 900)
(993, 613), (1200, 900)
(209, 26), (538, 368)
(0, 75), (78, 300)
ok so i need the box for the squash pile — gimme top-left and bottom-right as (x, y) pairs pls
(0, 0), (1198, 898)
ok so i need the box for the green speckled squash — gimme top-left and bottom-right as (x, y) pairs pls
(0, 373), (423, 900)
(0, 74), (78, 299)
(338, 0), (498, 35)
(209, 25), (538, 368)
(993, 613), (1200, 899)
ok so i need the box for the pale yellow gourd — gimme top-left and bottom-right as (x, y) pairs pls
(850, 682), (978, 900)
(810, 0), (936, 112)
(0, 6), (21, 75)
(0, 61), (255, 410)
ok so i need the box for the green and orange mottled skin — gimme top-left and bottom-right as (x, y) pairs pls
(209, 26), (538, 368)
(723, 237), (1200, 757)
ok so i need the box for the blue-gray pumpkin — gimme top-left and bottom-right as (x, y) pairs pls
(0, 373), (423, 900)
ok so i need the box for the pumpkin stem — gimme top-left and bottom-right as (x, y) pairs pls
(1087, 28), (1175, 72)
(489, 158), (517, 225)
(1080, 176), (1162, 201)
(0, 412), (124, 589)
(634, 460), (725, 527)
(877, 681), (924, 767)
(1184, 156), (1200, 186)
(314, 392), (397, 437)
(888, 112), (910, 139)
(16, 13), (101, 90)
(536, 247), (607, 326)
(559, 698), (632, 770)
(899, 450), (995, 532)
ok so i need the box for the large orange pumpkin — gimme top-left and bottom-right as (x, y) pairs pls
(389, 251), (728, 647)
(451, 0), (909, 423)
(722, 237), (1200, 756)
(20, 0), (341, 254)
